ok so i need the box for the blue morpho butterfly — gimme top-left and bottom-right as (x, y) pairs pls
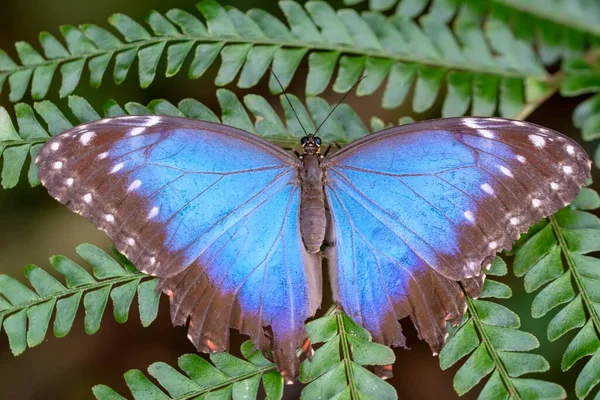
(36, 109), (590, 382)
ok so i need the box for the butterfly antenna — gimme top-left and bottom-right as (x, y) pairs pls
(313, 76), (367, 136)
(269, 68), (308, 137)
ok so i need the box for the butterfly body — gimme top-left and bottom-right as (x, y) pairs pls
(298, 135), (327, 253)
(36, 115), (591, 380)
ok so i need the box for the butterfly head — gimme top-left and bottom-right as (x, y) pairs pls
(301, 134), (322, 156)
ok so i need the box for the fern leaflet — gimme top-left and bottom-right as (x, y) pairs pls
(514, 187), (600, 399)
(345, 0), (597, 65)
(0, 0), (548, 117)
(0, 244), (160, 356)
(440, 257), (565, 399)
(299, 307), (397, 399)
(93, 340), (284, 400)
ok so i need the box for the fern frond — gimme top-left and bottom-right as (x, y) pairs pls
(514, 187), (600, 399)
(0, 89), (372, 188)
(299, 307), (396, 399)
(93, 340), (283, 400)
(0, 0), (547, 116)
(345, 0), (597, 65)
(440, 257), (565, 399)
(561, 55), (600, 169)
(0, 244), (160, 356)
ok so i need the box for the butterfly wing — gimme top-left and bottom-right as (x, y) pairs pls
(323, 117), (590, 352)
(36, 116), (321, 379)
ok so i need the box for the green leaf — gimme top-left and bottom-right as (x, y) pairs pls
(197, 0), (238, 37)
(59, 58), (86, 97)
(124, 369), (169, 400)
(306, 51), (340, 96)
(413, 67), (444, 112)
(547, 295), (586, 341)
(262, 371), (284, 400)
(215, 44), (252, 86)
(109, 14), (152, 42)
(114, 48), (138, 84)
(166, 9), (207, 36)
(498, 352), (549, 377)
(382, 63), (417, 109)
(138, 278), (160, 327)
(2, 145), (30, 189)
(166, 41), (194, 77)
(1, 243), (155, 354)
(532, 271), (575, 318)
(453, 345), (494, 395)
(78, 243), (126, 279)
(189, 42), (223, 79)
(111, 279), (140, 324)
(442, 71), (471, 117)
(138, 43), (166, 88)
(439, 319), (480, 369)
(562, 321), (600, 371)
(473, 300), (519, 328)
(238, 45), (278, 89)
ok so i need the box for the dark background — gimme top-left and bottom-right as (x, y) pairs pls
(0, 0), (597, 399)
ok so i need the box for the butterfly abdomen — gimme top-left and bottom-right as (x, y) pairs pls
(299, 155), (326, 253)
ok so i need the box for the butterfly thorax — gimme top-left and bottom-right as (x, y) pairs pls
(298, 136), (327, 254)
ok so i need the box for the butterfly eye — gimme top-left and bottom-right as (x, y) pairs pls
(301, 137), (308, 145)
(314, 137), (322, 146)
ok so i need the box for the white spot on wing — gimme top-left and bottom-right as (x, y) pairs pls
(144, 116), (161, 127)
(529, 134), (545, 148)
(148, 207), (159, 219)
(66, 178), (74, 186)
(130, 127), (145, 136)
(516, 155), (526, 163)
(464, 119), (483, 129)
(53, 161), (63, 169)
(550, 182), (559, 190)
(532, 198), (541, 208)
(97, 152), (109, 160)
(111, 162), (124, 173)
(510, 217), (519, 225)
(105, 214), (114, 222)
(481, 183), (494, 195)
(149, 257), (156, 265)
(489, 241), (498, 250)
(563, 165), (573, 175)
(83, 193), (92, 203)
(463, 210), (474, 222)
(51, 142), (60, 151)
(128, 179), (142, 192)
(566, 145), (575, 155)
(512, 121), (527, 127)
(479, 129), (494, 139)
(79, 131), (95, 145)
(499, 166), (513, 177)
(127, 238), (136, 246)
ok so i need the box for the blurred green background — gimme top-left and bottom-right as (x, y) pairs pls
(0, 0), (598, 399)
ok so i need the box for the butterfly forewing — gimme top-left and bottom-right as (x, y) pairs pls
(323, 117), (590, 352)
(36, 116), (322, 380)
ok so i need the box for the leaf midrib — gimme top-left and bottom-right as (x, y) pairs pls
(1, 34), (544, 79)
(465, 295), (522, 399)
(493, 0), (600, 38)
(0, 272), (146, 319)
(549, 216), (600, 337)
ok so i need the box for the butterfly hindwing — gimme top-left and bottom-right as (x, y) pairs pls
(36, 116), (322, 379)
(324, 117), (590, 352)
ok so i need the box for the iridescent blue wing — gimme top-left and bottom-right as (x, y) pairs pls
(36, 116), (321, 379)
(324, 117), (590, 352)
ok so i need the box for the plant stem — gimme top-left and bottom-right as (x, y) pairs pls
(464, 294), (522, 399)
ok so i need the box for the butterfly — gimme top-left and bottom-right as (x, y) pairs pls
(36, 115), (590, 381)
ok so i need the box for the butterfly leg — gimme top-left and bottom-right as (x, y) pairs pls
(322, 142), (342, 157)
